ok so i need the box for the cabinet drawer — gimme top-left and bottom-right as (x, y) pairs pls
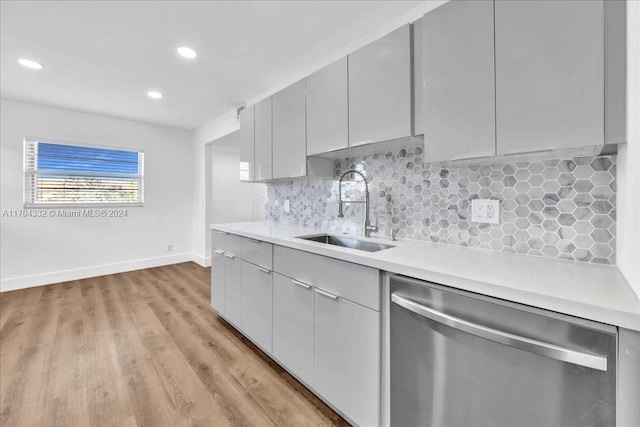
(241, 237), (273, 269)
(274, 245), (380, 311)
(212, 230), (244, 257)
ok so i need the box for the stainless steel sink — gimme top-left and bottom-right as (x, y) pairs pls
(297, 234), (395, 252)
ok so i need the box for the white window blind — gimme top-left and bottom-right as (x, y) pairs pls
(24, 139), (144, 207)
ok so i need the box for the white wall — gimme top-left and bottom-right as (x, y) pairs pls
(618, 0), (640, 299)
(0, 98), (194, 291)
(192, 110), (239, 265)
(210, 132), (265, 225)
(202, 133), (266, 265)
(195, 127), (266, 267)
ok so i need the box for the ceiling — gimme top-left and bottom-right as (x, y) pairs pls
(1, 0), (424, 130)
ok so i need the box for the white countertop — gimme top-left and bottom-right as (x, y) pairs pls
(211, 221), (640, 331)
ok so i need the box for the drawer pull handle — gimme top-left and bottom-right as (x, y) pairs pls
(213, 249), (225, 255)
(256, 266), (271, 274)
(249, 238), (262, 244)
(291, 280), (312, 289)
(315, 288), (338, 300)
(223, 253), (235, 259)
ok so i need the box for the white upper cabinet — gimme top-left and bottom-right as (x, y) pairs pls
(423, 0), (496, 162)
(238, 105), (254, 182)
(348, 24), (412, 147)
(272, 80), (307, 179)
(254, 97), (272, 181)
(422, 0), (623, 163)
(495, 0), (604, 155)
(306, 57), (349, 155)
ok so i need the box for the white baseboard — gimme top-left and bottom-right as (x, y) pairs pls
(1, 253), (194, 293)
(191, 253), (211, 267)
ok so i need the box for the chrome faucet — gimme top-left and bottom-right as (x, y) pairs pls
(337, 169), (378, 238)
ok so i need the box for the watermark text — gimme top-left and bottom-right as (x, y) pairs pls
(2, 209), (129, 218)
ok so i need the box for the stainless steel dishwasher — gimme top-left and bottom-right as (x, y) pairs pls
(390, 275), (617, 427)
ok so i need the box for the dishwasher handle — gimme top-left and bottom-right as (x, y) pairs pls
(391, 293), (607, 372)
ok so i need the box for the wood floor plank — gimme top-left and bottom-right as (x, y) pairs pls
(152, 264), (348, 426)
(0, 285), (61, 426)
(46, 281), (87, 400)
(41, 387), (91, 427)
(113, 272), (226, 425)
(81, 276), (138, 427)
(99, 273), (186, 427)
(0, 286), (44, 349)
(133, 270), (271, 426)
(138, 266), (345, 427)
(0, 262), (348, 427)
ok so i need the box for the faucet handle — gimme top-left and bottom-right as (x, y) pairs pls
(370, 213), (379, 233)
(391, 227), (399, 241)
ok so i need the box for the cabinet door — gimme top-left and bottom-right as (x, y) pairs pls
(348, 24), (412, 147)
(272, 273), (314, 386)
(239, 105), (254, 182)
(223, 255), (242, 328)
(495, 0), (604, 155)
(423, 0), (496, 162)
(254, 97), (273, 181)
(306, 57), (349, 155)
(241, 261), (273, 353)
(211, 249), (225, 314)
(314, 289), (380, 427)
(272, 80), (306, 179)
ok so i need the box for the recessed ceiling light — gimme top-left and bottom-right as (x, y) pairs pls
(177, 46), (197, 59)
(146, 91), (163, 99)
(18, 58), (44, 70)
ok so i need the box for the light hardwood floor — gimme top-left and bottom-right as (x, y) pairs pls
(0, 262), (348, 426)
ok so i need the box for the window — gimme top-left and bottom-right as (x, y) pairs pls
(239, 161), (250, 181)
(24, 139), (144, 207)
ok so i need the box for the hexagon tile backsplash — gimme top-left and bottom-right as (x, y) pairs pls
(265, 146), (617, 265)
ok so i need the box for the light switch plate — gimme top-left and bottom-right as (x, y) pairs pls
(471, 199), (499, 224)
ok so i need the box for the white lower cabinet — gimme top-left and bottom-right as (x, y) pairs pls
(241, 260), (273, 353)
(211, 231), (273, 334)
(272, 273), (314, 386)
(223, 255), (243, 328)
(210, 249), (225, 314)
(314, 288), (381, 427)
(211, 232), (381, 426)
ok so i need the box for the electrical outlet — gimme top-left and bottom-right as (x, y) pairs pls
(284, 199), (290, 213)
(167, 243), (174, 252)
(471, 199), (500, 224)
